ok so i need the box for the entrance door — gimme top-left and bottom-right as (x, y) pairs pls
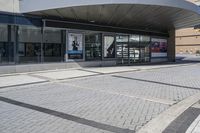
(129, 46), (140, 64)
(140, 47), (150, 62)
(116, 43), (129, 64)
(116, 35), (150, 65)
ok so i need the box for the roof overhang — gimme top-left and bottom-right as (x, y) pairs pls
(20, 0), (200, 33)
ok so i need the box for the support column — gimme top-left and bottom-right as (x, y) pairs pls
(7, 25), (12, 63)
(168, 29), (176, 62)
(61, 30), (66, 62)
(41, 20), (45, 63)
(13, 25), (19, 64)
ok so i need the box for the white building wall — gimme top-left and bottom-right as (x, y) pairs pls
(0, 0), (20, 13)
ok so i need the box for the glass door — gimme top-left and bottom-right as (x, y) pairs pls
(129, 46), (140, 63)
(140, 36), (151, 62)
(116, 35), (151, 65)
(116, 35), (129, 64)
(129, 35), (140, 64)
(116, 43), (129, 64)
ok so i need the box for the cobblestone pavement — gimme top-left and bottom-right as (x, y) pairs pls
(0, 63), (200, 133)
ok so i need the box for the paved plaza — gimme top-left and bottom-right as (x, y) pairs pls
(0, 63), (200, 133)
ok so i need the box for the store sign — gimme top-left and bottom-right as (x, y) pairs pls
(151, 38), (167, 58)
(68, 33), (83, 59)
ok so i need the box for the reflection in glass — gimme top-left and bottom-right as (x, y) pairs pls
(116, 35), (128, 43)
(116, 35), (151, 64)
(116, 35), (129, 64)
(140, 36), (151, 62)
(44, 28), (62, 62)
(18, 26), (42, 63)
(129, 35), (139, 43)
(85, 33), (102, 60)
(0, 24), (14, 64)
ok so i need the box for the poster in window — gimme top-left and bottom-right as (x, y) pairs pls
(104, 36), (115, 58)
(151, 38), (167, 58)
(68, 33), (83, 59)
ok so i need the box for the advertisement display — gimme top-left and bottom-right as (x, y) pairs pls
(151, 38), (167, 58)
(68, 33), (83, 59)
(104, 36), (115, 58)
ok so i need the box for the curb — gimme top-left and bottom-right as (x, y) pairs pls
(137, 93), (200, 133)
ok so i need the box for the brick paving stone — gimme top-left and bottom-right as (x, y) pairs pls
(0, 75), (47, 88)
(0, 102), (111, 133)
(0, 64), (200, 133)
(117, 65), (200, 89)
(0, 82), (169, 132)
(64, 73), (199, 102)
(33, 69), (97, 80)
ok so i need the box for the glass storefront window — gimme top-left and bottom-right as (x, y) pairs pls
(116, 34), (151, 64)
(140, 36), (151, 62)
(0, 25), (14, 65)
(18, 43), (25, 57)
(129, 35), (140, 63)
(18, 26), (42, 63)
(116, 35), (129, 64)
(44, 43), (61, 57)
(129, 35), (139, 43)
(44, 43), (53, 56)
(116, 35), (128, 43)
(85, 33), (102, 60)
(44, 28), (62, 62)
(104, 36), (115, 58)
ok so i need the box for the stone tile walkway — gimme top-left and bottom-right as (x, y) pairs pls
(0, 75), (47, 88)
(0, 63), (200, 133)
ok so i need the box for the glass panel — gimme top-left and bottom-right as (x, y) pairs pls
(140, 36), (150, 46)
(116, 35), (128, 43)
(116, 34), (151, 64)
(140, 36), (150, 62)
(104, 36), (115, 58)
(44, 43), (53, 56)
(116, 35), (129, 64)
(18, 26), (42, 63)
(44, 28), (62, 62)
(129, 35), (140, 63)
(85, 33), (102, 60)
(53, 44), (61, 56)
(116, 43), (129, 64)
(0, 25), (14, 65)
(18, 43), (25, 57)
(129, 47), (140, 63)
(129, 35), (139, 42)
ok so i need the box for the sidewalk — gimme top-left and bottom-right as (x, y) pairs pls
(0, 63), (200, 133)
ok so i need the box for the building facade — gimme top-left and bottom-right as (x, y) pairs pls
(0, 0), (200, 68)
(176, 0), (200, 55)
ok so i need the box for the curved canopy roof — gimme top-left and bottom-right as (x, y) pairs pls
(20, 0), (200, 32)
